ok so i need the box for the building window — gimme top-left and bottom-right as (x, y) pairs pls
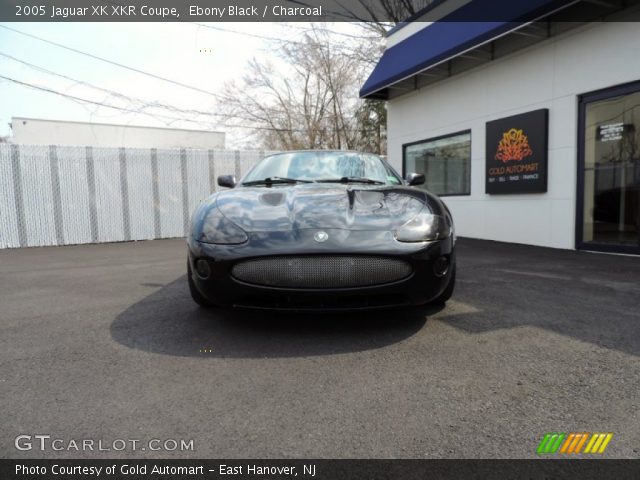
(403, 131), (471, 196)
(577, 81), (640, 254)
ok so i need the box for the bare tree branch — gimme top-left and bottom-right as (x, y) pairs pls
(219, 23), (392, 153)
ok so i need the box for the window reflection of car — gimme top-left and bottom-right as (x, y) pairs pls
(186, 151), (456, 311)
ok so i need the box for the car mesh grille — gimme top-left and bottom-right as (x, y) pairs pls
(231, 256), (412, 288)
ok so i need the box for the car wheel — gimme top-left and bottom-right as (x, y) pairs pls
(187, 261), (214, 308)
(431, 263), (456, 305)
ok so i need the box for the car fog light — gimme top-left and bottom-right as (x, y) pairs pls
(195, 259), (211, 279)
(434, 256), (449, 277)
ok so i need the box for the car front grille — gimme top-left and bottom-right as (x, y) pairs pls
(231, 255), (412, 289)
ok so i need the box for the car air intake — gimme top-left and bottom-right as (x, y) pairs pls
(231, 256), (412, 289)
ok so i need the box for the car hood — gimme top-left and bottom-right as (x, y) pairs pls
(215, 184), (429, 232)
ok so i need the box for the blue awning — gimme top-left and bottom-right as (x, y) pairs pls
(360, 0), (579, 99)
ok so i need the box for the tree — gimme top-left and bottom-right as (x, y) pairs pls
(220, 25), (387, 153)
(355, 98), (387, 154)
(220, 1), (437, 153)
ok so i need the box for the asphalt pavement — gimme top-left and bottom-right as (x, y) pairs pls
(1, 238), (639, 458)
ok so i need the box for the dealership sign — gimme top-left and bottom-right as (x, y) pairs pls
(486, 109), (548, 194)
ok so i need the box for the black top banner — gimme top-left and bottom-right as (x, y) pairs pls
(2, 459), (640, 480)
(0, 0), (365, 22)
(1, 0), (640, 22)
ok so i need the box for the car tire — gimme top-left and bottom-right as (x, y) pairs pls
(187, 261), (214, 308)
(431, 263), (456, 305)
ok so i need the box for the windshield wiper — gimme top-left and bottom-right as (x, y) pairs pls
(316, 177), (385, 185)
(242, 177), (313, 186)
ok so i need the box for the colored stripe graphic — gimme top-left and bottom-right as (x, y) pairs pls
(537, 433), (565, 454)
(574, 433), (589, 453)
(537, 434), (552, 454)
(565, 433), (581, 453)
(538, 433), (612, 455)
(597, 433), (613, 453)
(549, 433), (565, 453)
(569, 433), (582, 453)
(584, 433), (613, 454)
(584, 434), (598, 453)
(560, 433), (575, 454)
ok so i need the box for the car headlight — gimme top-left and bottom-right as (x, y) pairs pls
(394, 212), (451, 242)
(196, 207), (248, 245)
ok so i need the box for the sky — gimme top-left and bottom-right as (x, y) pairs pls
(0, 22), (373, 148)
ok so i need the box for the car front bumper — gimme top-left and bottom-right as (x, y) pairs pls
(187, 229), (455, 311)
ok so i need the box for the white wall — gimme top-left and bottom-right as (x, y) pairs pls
(10, 118), (225, 149)
(386, 22), (640, 249)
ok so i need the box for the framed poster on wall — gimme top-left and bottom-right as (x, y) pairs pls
(485, 109), (548, 194)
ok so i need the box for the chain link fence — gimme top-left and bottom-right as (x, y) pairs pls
(0, 144), (271, 249)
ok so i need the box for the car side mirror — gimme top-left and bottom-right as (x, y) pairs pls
(217, 175), (236, 188)
(406, 172), (425, 186)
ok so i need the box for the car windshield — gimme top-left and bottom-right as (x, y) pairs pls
(240, 151), (402, 186)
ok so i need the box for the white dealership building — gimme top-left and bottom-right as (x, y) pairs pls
(361, 0), (640, 255)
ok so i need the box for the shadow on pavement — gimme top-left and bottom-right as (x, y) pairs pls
(111, 275), (434, 358)
(111, 239), (640, 358)
(438, 239), (640, 357)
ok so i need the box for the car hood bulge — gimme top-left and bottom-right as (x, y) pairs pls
(215, 184), (428, 232)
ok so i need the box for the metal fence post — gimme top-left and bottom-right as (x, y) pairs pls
(208, 149), (216, 194)
(119, 147), (131, 241)
(180, 148), (189, 236)
(234, 150), (241, 180)
(85, 146), (99, 243)
(10, 144), (27, 247)
(49, 145), (65, 245)
(150, 148), (161, 239)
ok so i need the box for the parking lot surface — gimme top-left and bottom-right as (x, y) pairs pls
(1, 238), (639, 458)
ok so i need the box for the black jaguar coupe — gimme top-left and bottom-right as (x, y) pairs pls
(186, 150), (456, 311)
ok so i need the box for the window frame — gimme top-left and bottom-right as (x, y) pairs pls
(402, 129), (472, 197)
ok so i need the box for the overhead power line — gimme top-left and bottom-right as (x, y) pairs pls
(190, 23), (367, 58)
(0, 24), (224, 101)
(0, 51), (254, 122)
(193, 22), (310, 44)
(0, 24), (372, 102)
(0, 73), (378, 133)
(0, 74), (223, 129)
(0, 25), (381, 135)
(0, 73), (271, 130)
(0, 51), (328, 127)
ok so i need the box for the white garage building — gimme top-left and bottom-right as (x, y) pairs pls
(361, 0), (640, 255)
(9, 117), (225, 150)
